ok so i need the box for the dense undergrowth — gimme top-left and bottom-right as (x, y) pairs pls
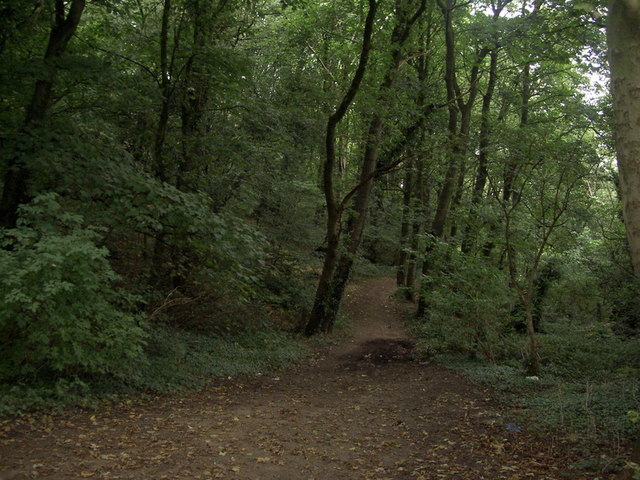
(0, 327), (309, 416)
(432, 344), (640, 442)
(0, 174), (321, 416)
(410, 242), (640, 447)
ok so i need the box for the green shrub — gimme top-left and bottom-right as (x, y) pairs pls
(438, 327), (640, 441)
(134, 325), (308, 393)
(0, 194), (146, 381)
(414, 248), (516, 361)
(538, 322), (630, 379)
(0, 378), (94, 416)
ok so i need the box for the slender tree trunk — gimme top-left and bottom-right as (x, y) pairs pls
(150, 0), (175, 285)
(153, 0), (172, 182)
(406, 159), (428, 301)
(449, 158), (466, 238)
(0, 0), (86, 228)
(316, 0), (428, 333)
(306, 0), (378, 336)
(504, 62), (530, 203)
(462, 49), (499, 253)
(178, 0), (218, 192)
(321, 115), (385, 332)
(504, 213), (540, 375)
(417, 0), (463, 317)
(403, 20), (432, 299)
(396, 161), (415, 287)
(523, 293), (539, 375)
(429, 2), (458, 241)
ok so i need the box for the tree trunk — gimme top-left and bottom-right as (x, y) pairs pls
(153, 0), (172, 182)
(306, 0), (378, 336)
(524, 296), (540, 376)
(396, 161), (415, 287)
(462, 49), (499, 254)
(449, 158), (466, 238)
(178, 0), (218, 192)
(608, 3), (640, 474)
(312, 0), (427, 334)
(150, 0), (176, 284)
(417, 0), (472, 316)
(608, 0), (640, 276)
(504, 62), (530, 203)
(0, 0), (86, 228)
(403, 27), (431, 297)
(321, 116), (384, 332)
(406, 159), (428, 301)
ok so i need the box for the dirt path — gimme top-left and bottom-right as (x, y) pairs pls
(0, 278), (610, 479)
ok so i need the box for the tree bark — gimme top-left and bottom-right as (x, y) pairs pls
(310, 0), (427, 334)
(429, 0), (459, 242)
(504, 62), (530, 203)
(153, 0), (173, 182)
(608, 0), (640, 276)
(396, 161), (415, 287)
(608, 5), (640, 473)
(462, 49), (499, 254)
(321, 115), (385, 332)
(305, 0), (378, 336)
(406, 159), (428, 301)
(417, 0), (487, 316)
(0, 0), (86, 228)
(178, 0), (224, 192)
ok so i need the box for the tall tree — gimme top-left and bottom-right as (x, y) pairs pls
(306, 0), (427, 335)
(607, 4), (640, 470)
(0, 0), (86, 228)
(416, 0), (485, 316)
(460, 0), (512, 254)
(304, 0), (378, 336)
(608, 0), (640, 276)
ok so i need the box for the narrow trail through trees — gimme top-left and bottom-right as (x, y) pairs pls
(0, 279), (609, 479)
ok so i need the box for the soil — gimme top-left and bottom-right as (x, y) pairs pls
(0, 278), (616, 479)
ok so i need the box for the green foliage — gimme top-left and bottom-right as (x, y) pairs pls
(135, 326), (308, 394)
(0, 194), (147, 382)
(522, 377), (640, 439)
(413, 245), (516, 360)
(413, 240), (640, 442)
(538, 322), (633, 379)
(21, 126), (268, 301)
(0, 0), (632, 444)
(452, 358), (640, 440)
(0, 377), (94, 417)
(261, 247), (318, 315)
(421, 318), (640, 441)
(0, 325), (308, 416)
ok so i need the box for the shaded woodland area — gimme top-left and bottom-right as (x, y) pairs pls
(1, 0), (640, 469)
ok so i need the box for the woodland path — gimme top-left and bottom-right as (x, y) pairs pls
(0, 278), (610, 480)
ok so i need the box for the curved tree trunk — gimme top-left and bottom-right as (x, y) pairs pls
(0, 0), (86, 228)
(462, 49), (499, 254)
(311, 0), (428, 334)
(305, 0), (378, 336)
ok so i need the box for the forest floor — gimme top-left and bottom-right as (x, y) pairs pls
(0, 278), (616, 480)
